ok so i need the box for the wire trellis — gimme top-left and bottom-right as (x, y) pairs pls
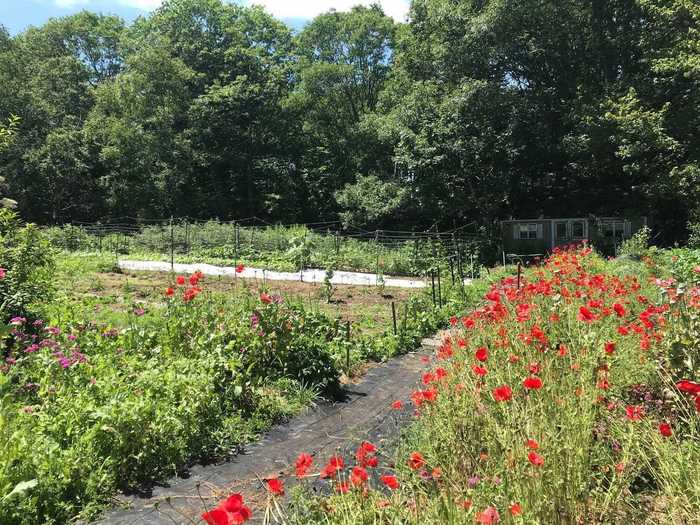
(44, 218), (492, 278)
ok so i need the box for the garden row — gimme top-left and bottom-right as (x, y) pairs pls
(208, 243), (700, 525)
(0, 212), (490, 525)
(43, 221), (488, 277)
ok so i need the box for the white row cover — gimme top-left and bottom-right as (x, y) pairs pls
(117, 260), (473, 289)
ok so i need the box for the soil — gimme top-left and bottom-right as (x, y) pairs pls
(66, 268), (419, 336)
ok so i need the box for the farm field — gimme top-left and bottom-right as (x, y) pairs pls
(2, 0), (700, 524)
(53, 253), (423, 337)
(44, 221), (487, 278)
(0, 227), (489, 525)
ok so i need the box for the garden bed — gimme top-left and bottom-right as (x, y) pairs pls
(197, 246), (700, 525)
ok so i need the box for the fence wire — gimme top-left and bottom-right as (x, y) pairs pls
(44, 219), (493, 278)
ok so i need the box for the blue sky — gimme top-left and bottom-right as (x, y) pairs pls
(1, 0), (411, 34)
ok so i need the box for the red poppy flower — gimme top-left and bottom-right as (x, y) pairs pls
(676, 380), (700, 395)
(492, 385), (512, 402)
(509, 502), (522, 516)
(658, 422), (672, 437)
(475, 506), (500, 524)
(528, 451), (544, 467)
(202, 508), (231, 525)
(380, 474), (399, 489)
(526, 439), (539, 450)
(422, 387), (438, 402)
(219, 494), (252, 524)
(165, 287), (175, 296)
(522, 376), (543, 390)
(260, 293), (273, 304)
(189, 274), (200, 286)
(355, 441), (378, 468)
(391, 400), (403, 410)
(266, 478), (284, 496)
(625, 405), (645, 421)
(485, 289), (500, 303)
(183, 287), (199, 302)
(604, 341), (616, 354)
(613, 303), (626, 317)
(408, 451), (425, 470)
(176, 275), (186, 285)
(295, 453), (313, 478)
(577, 306), (597, 322)
(320, 456), (344, 478)
(350, 466), (368, 486)
(472, 364), (488, 377)
(235, 263), (245, 273)
(475, 347), (489, 361)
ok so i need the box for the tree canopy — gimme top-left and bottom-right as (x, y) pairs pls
(0, 0), (697, 242)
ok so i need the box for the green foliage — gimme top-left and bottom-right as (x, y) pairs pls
(619, 225), (651, 259)
(688, 222), (700, 249)
(0, 250), (485, 524)
(1, 0), (699, 237)
(321, 266), (335, 303)
(0, 210), (54, 320)
(0, 278), (344, 523)
(335, 175), (409, 228)
(0, 115), (19, 152)
(44, 221), (484, 276)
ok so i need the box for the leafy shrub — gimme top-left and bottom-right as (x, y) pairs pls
(687, 221), (700, 249)
(619, 224), (651, 259)
(0, 273), (343, 524)
(0, 210), (54, 320)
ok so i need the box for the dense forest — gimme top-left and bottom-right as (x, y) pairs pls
(0, 0), (698, 242)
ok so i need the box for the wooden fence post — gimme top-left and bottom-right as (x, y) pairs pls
(170, 217), (174, 272)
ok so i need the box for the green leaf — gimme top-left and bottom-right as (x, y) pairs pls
(2, 479), (38, 502)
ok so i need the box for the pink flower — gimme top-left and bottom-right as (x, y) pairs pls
(475, 506), (500, 524)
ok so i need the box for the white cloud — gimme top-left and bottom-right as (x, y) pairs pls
(247, 0), (410, 22)
(115, 0), (163, 8)
(54, 0), (91, 7)
(52, 0), (162, 9)
(52, 0), (411, 21)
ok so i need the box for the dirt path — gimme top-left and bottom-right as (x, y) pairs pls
(95, 335), (443, 525)
(118, 260), (473, 289)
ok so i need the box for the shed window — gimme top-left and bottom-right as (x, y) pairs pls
(601, 220), (629, 241)
(571, 220), (586, 239)
(555, 222), (568, 240)
(517, 223), (541, 240)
